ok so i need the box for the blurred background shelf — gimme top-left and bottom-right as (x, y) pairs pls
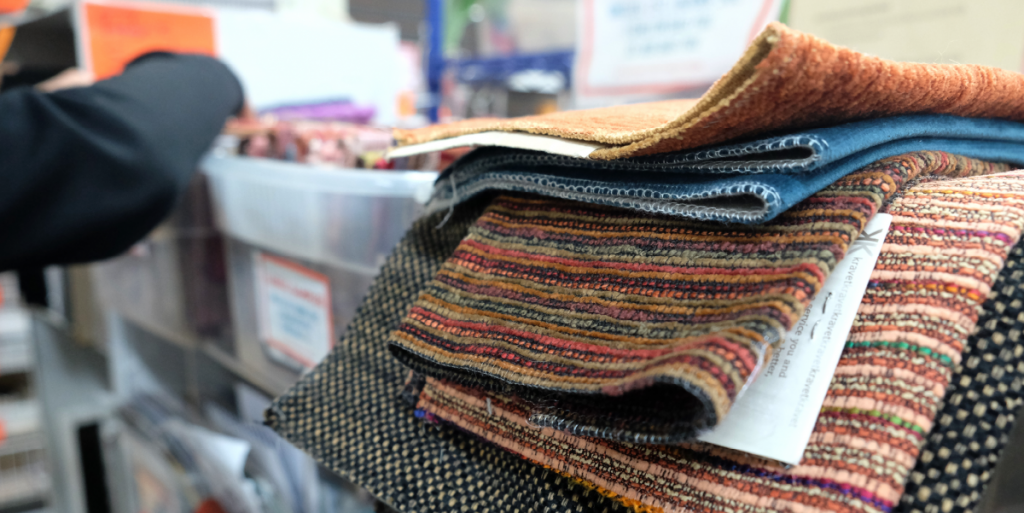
(0, 275), (47, 513)
(0, 432), (48, 512)
(0, 433), (44, 458)
(0, 309), (33, 377)
(200, 343), (289, 398)
(25, 155), (437, 513)
(450, 49), (574, 85)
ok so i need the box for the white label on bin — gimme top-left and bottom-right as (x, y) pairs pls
(254, 252), (334, 369)
(699, 213), (892, 465)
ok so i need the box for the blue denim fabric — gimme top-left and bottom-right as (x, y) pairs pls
(623, 114), (1024, 174)
(428, 115), (1024, 224)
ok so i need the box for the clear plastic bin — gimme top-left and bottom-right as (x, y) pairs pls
(225, 240), (377, 390)
(203, 156), (436, 274)
(0, 308), (32, 375)
(203, 157), (437, 385)
(91, 175), (234, 349)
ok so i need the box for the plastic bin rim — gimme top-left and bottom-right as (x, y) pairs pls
(201, 155), (439, 198)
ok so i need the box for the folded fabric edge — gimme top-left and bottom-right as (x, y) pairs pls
(427, 138), (1024, 225)
(414, 377), (707, 513)
(388, 343), (721, 444)
(424, 176), (775, 224)
(434, 116), (1024, 178)
(391, 24), (781, 154)
(586, 25), (780, 159)
(409, 378), (667, 513)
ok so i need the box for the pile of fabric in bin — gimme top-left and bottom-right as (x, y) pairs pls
(267, 23), (1024, 513)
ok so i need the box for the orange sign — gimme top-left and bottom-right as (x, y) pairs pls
(0, 0), (29, 15)
(80, 0), (216, 80)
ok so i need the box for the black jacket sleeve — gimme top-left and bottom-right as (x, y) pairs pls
(0, 53), (243, 272)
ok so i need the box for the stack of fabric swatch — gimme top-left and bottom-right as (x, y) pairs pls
(268, 23), (1024, 513)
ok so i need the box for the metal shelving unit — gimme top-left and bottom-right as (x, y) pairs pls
(0, 274), (48, 513)
(31, 312), (113, 513)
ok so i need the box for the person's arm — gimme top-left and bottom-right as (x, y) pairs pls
(0, 53), (243, 271)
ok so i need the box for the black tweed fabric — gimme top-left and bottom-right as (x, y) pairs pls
(897, 243), (1024, 513)
(266, 201), (626, 512)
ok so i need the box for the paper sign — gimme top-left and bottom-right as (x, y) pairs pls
(79, 0), (216, 80)
(254, 252), (334, 370)
(699, 213), (893, 465)
(574, 0), (783, 106)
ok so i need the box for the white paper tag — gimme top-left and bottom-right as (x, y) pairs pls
(699, 213), (893, 465)
(254, 252), (334, 369)
(387, 131), (604, 159)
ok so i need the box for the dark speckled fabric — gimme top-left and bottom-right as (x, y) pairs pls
(898, 244), (1024, 513)
(266, 200), (628, 512)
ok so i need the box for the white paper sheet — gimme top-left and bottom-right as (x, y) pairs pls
(699, 213), (893, 465)
(216, 8), (402, 123)
(388, 130), (604, 159)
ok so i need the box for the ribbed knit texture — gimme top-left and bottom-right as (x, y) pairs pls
(414, 170), (1024, 513)
(390, 153), (1011, 443)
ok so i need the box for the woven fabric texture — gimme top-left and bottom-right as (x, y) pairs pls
(266, 200), (631, 512)
(897, 244), (1024, 513)
(413, 170), (1024, 513)
(391, 152), (1011, 443)
(394, 23), (1024, 160)
(424, 116), (1024, 224)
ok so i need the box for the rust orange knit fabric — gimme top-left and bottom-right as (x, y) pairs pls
(394, 23), (1024, 160)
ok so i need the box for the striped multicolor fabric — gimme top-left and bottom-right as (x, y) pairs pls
(390, 152), (1011, 443)
(413, 169), (1024, 513)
